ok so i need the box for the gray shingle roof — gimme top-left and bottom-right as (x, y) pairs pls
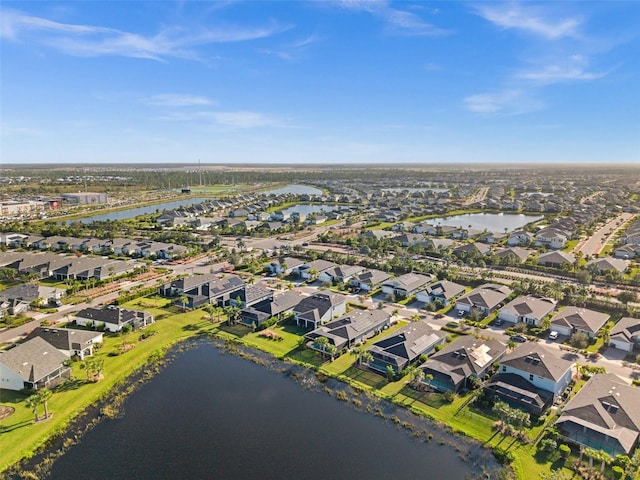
(500, 343), (573, 382)
(0, 337), (68, 383)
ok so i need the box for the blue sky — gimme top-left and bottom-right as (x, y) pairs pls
(1, 1), (639, 164)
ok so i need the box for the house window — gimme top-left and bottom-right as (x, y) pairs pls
(529, 374), (534, 381)
(502, 366), (506, 372)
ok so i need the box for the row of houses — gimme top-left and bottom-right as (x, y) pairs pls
(0, 233), (189, 260)
(0, 305), (153, 391)
(0, 251), (142, 281)
(615, 217), (640, 259)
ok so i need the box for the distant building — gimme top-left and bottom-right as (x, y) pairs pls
(61, 192), (108, 205)
(0, 200), (46, 216)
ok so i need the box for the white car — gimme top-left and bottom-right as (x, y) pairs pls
(549, 331), (559, 340)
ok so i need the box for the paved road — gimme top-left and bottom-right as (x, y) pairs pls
(574, 212), (634, 257)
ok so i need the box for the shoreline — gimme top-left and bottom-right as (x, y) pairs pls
(2, 334), (506, 479)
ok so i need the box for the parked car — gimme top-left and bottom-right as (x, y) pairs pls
(510, 334), (527, 343)
(548, 331), (559, 340)
(494, 318), (504, 326)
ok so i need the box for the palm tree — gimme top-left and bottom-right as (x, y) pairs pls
(223, 305), (241, 325)
(203, 305), (217, 323)
(314, 336), (329, 358)
(411, 367), (425, 387)
(385, 365), (396, 381)
(25, 394), (40, 422)
(178, 295), (189, 312)
(360, 350), (373, 366)
(38, 388), (53, 419)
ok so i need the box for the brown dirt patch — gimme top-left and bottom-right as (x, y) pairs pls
(0, 405), (15, 420)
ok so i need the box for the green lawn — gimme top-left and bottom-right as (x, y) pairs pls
(0, 308), (216, 473)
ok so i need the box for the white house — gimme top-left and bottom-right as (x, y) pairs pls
(609, 317), (640, 352)
(0, 337), (70, 391)
(416, 280), (466, 306)
(550, 306), (609, 338)
(455, 284), (513, 315)
(498, 296), (556, 327)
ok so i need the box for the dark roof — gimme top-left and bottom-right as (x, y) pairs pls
(169, 273), (221, 291)
(307, 309), (392, 350)
(368, 321), (446, 367)
(0, 337), (68, 382)
(294, 292), (346, 319)
(556, 373), (640, 454)
(501, 343), (574, 382)
(551, 306), (609, 334)
(25, 327), (102, 352)
(457, 283), (512, 310)
(75, 306), (140, 326)
(421, 336), (507, 383)
(243, 284), (273, 304)
(423, 280), (466, 300)
(208, 275), (245, 297)
(485, 373), (551, 411)
(610, 317), (640, 344)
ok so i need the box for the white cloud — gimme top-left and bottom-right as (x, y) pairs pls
(463, 89), (543, 115)
(334, 0), (449, 36)
(516, 56), (610, 85)
(0, 8), (288, 61)
(157, 110), (283, 128)
(474, 3), (581, 40)
(142, 94), (215, 107)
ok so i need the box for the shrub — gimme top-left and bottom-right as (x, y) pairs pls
(493, 448), (515, 465)
(612, 465), (624, 478)
(538, 438), (557, 453)
(558, 444), (571, 458)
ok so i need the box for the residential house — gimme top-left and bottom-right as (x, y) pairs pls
(381, 273), (434, 299)
(556, 373), (640, 456)
(455, 284), (513, 316)
(419, 336), (507, 393)
(484, 343), (574, 414)
(25, 327), (103, 360)
(296, 259), (336, 280)
(498, 296), (556, 327)
(350, 269), (392, 292)
(453, 242), (491, 257)
(238, 290), (305, 328)
(392, 233), (424, 247)
(550, 306), (610, 339)
(416, 280), (466, 306)
(305, 309), (392, 353)
(586, 257), (629, 275)
(537, 251), (575, 269)
(294, 292), (347, 329)
(365, 321), (446, 375)
(0, 283), (61, 306)
(158, 273), (245, 308)
(266, 257), (305, 276)
(0, 337), (71, 391)
(535, 228), (568, 250)
(507, 231), (534, 247)
(74, 306), (154, 332)
(317, 264), (365, 285)
(495, 247), (532, 264)
(614, 245), (639, 260)
(609, 317), (640, 352)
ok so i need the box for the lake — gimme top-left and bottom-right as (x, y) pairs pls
(382, 187), (449, 193)
(264, 184), (323, 196)
(45, 341), (492, 480)
(68, 198), (214, 224)
(427, 213), (543, 233)
(280, 204), (339, 216)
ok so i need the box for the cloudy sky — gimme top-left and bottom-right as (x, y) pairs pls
(1, 1), (638, 164)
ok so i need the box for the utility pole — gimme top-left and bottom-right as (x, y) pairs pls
(199, 159), (202, 186)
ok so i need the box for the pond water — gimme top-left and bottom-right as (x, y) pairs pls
(46, 342), (484, 480)
(280, 204), (339, 216)
(427, 213), (543, 233)
(263, 184), (323, 196)
(382, 187), (449, 193)
(68, 198), (214, 224)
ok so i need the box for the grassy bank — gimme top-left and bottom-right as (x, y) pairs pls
(2, 296), (637, 479)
